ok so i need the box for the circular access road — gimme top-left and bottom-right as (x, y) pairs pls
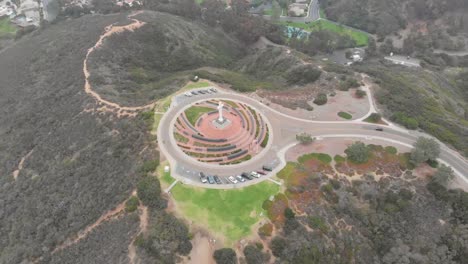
(158, 86), (468, 189)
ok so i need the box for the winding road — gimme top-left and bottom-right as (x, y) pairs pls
(157, 86), (468, 189)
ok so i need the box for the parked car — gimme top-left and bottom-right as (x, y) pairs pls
(198, 90), (207, 94)
(250, 171), (260, 178)
(214, 175), (222, 184)
(199, 172), (207, 183)
(257, 170), (266, 175)
(236, 175), (246, 182)
(375, 128), (384, 131)
(262, 165), (273, 171)
(208, 175), (215, 184)
(191, 91), (198, 95)
(184, 92), (192, 97)
(228, 176), (238, 184)
(241, 172), (253, 180)
(209, 88), (217, 93)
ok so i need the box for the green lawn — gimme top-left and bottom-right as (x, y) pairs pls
(185, 81), (211, 89)
(279, 20), (369, 46)
(171, 181), (280, 244)
(184, 106), (213, 126)
(338, 111), (353, 120)
(0, 18), (16, 38)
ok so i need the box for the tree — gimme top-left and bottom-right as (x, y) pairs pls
(270, 237), (286, 257)
(244, 245), (268, 264)
(366, 38), (377, 57)
(284, 207), (295, 219)
(432, 164), (454, 187)
(201, 0), (225, 26)
(410, 137), (440, 165)
(214, 248), (237, 264)
(137, 176), (162, 208)
(345, 141), (370, 164)
(296, 133), (315, 145)
(271, 0), (281, 22)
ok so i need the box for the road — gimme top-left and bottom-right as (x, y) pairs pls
(384, 55), (421, 67)
(157, 87), (467, 189)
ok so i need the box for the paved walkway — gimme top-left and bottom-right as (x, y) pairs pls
(157, 83), (468, 190)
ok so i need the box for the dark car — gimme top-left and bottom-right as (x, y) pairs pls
(257, 170), (266, 175)
(198, 90), (207, 94)
(241, 172), (253, 180)
(262, 165), (273, 172)
(213, 175), (222, 184)
(375, 128), (384, 131)
(207, 175), (215, 184)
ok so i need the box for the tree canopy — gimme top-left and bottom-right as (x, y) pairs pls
(410, 137), (440, 164)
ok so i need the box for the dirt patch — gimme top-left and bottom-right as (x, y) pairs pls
(183, 233), (215, 264)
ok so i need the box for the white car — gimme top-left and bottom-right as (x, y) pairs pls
(228, 176), (238, 184)
(250, 171), (260, 178)
(184, 92), (192, 97)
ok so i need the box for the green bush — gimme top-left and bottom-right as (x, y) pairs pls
(364, 113), (381, 123)
(137, 176), (162, 208)
(286, 65), (322, 85)
(125, 196), (140, 212)
(338, 111), (352, 119)
(141, 160), (159, 174)
(345, 141), (370, 164)
(355, 89), (366, 98)
(313, 93), (328, 105)
(384, 146), (397, 155)
(307, 216), (328, 233)
(392, 112), (419, 129)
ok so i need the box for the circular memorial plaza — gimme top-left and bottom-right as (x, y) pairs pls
(172, 99), (270, 165)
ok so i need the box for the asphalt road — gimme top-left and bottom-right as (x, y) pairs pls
(158, 88), (467, 189)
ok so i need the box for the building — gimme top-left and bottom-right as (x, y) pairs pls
(288, 3), (308, 17)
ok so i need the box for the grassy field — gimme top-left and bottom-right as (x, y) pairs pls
(279, 20), (369, 46)
(171, 181), (280, 244)
(0, 18), (16, 38)
(184, 106), (213, 126)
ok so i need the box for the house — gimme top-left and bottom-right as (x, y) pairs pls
(288, 3), (308, 17)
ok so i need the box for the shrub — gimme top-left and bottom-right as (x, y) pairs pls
(355, 89), (366, 98)
(313, 93), (328, 105)
(137, 176), (162, 208)
(365, 113), (381, 123)
(391, 112), (419, 129)
(258, 222), (273, 237)
(284, 208), (295, 219)
(286, 65), (322, 85)
(345, 141), (370, 164)
(384, 146), (397, 155)
(125, 196), (139, 212)
(296, 133), (315, 144)
(141, 160), (159, 174)
(308, 216), (328, 233)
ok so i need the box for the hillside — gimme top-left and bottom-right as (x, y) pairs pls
(0, 11), (195, 263)
(87, 11), (244, 106)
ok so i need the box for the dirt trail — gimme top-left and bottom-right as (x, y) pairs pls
(52, 198), (129, 254)
(83, 11), (155, 117)
(12, 149), (34, 180)
(128, 204), (149, 264)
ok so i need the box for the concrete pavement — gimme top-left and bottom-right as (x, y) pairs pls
(157, 87), (468, 189)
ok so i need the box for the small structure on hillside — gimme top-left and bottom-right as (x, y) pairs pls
(288, 2), (308, 17)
